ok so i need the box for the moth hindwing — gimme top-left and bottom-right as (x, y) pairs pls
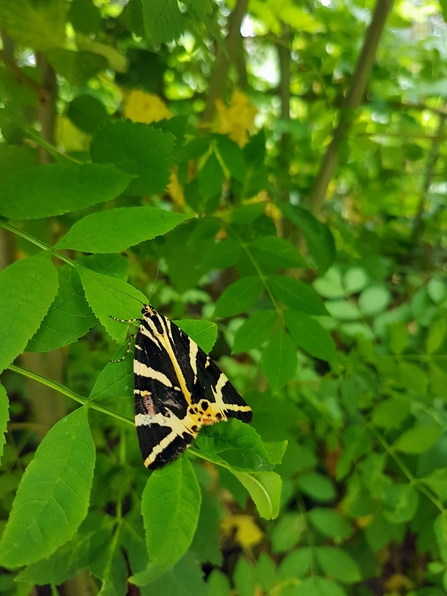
(132, 304), (252, 470)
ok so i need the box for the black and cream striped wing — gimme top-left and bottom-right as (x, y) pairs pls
(133, 305), (252, 470)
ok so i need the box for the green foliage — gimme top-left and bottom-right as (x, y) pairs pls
(0, 251), (58, 373)
(0, 407), (95, 567)
(0, 164), (132, 219)
(132, 456), (201, 585)
(0, 1), (446, 594)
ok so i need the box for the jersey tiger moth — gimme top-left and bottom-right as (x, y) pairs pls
(114, 304), (252, 469)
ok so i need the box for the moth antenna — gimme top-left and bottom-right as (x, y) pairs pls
(148, 265), (160, 304)
(110, 285), (145, 306)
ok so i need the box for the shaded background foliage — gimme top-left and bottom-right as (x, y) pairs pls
(0, 0), (447, 595)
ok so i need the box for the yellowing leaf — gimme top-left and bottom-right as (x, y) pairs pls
(384, 573), (413, 593)
(57, 116), (90, 153)
(0, 0), (66, 52)
(77, 36), (128, 73)
(124, 90), (172, 124)
(167, 167), (185, 207)
(355, 514), (373, 528)
(221, 515), (264, 549)
(216, 90), (257, 148)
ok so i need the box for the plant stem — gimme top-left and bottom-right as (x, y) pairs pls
(370, 424), (445, 514)
(0, 221), (76, 267)
(8, 364), (134, 427)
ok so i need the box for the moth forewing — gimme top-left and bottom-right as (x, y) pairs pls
(133, 304), (252, 469)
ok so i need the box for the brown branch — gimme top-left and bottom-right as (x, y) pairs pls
(0, 48), (49, 104)
(201, 0), (249, 125)
(411, 112), (446, 246)
(307, 0), (395, 217)
(35, 54), (57, 164)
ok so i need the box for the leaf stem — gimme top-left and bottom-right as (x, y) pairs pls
(8, 364), (134, 427)
(0, 220), (76, 267)
(369, 424), (446, 513)
(229, 227), (282, 319)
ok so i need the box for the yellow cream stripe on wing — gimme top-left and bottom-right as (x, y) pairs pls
(134, 411), (200, 467)
(134, 361), (173, 388)
(141, 314), (193, 406)
(189, 338), (198, 384)
(143, 428), (177, 467)
(211, 372), (252, 414)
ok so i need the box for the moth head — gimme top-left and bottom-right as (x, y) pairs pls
(142, 304), (156, 317)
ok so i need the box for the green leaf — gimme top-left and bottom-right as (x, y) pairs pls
(0, 145), (38, 186)
(201, 239), (243, 270)
(358, 285), (391, 316)
(142, 0), (184, 44)
(371, 396), (410, 430)
(343, 267), (369, 295)
(393, 422), (442, 454)
(90, 526), (127, 596)
(426, 318), (446, 354)
(272, 512), (304, 553)
(214, 276), (264, 318)
(269, 276), (328, 315)
(207, 569), (231, 596)
(68, 0), (101, 34)
(26, 266), (97, 353)
(434, 512), (447, 563)
(325, 300), (360, 320)
(232, 471), (281, 519)
(120, 512), (148, 575)
(399, 362), (428, 395)
(278, 547), (311, 579)
(67, 95), (109, 133)
(297, 472), (336, 502)
(91, 120), (175, 196)
(55, 206), (189, 253)
(230, 202), (266, 224)
(89, 344), (133, 407)
(383, 483), (419, 523)
(256, 552), (276, 592)
(420, 468), (447, 502)
(0, 0), (66, 52)
(47, 49), (108, 86)
(427, 276), (447, 304)
(233, 557), (256, 596)
(308, 508), (353, 541)
(389, 321), (409, 355)
(0, 383), (9, 462)
(198, 151), (224, 201)
(313, 267), (344, 299)
(0, 251), (58, 374)
(173, 319), (218, 354)
(195, 419), (274, 472)
(139, 551), (208, 596)
(131, 456), (201, 585)
(214, 134), (247, 182)
(79, 253), (129, 280)
(315, 546), (361, 583)
(251, 236), (308, 269)
(280, 204), (335, 275)
(0, 164), (132, 220)
(191, 489), (222, 565)
(0, 407), (96, 568)
(15, 512), (114, 585)
(261, 328), (297, 392)
(232, 310), (277, 353)
(285, 310), (336, 362)
(295, 576), (348, 596)
(77, 266), (146, 343)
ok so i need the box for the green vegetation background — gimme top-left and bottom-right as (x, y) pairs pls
(0, 1), (446, 595)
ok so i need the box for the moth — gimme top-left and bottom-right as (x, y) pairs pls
(115, 304), (252, 470)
